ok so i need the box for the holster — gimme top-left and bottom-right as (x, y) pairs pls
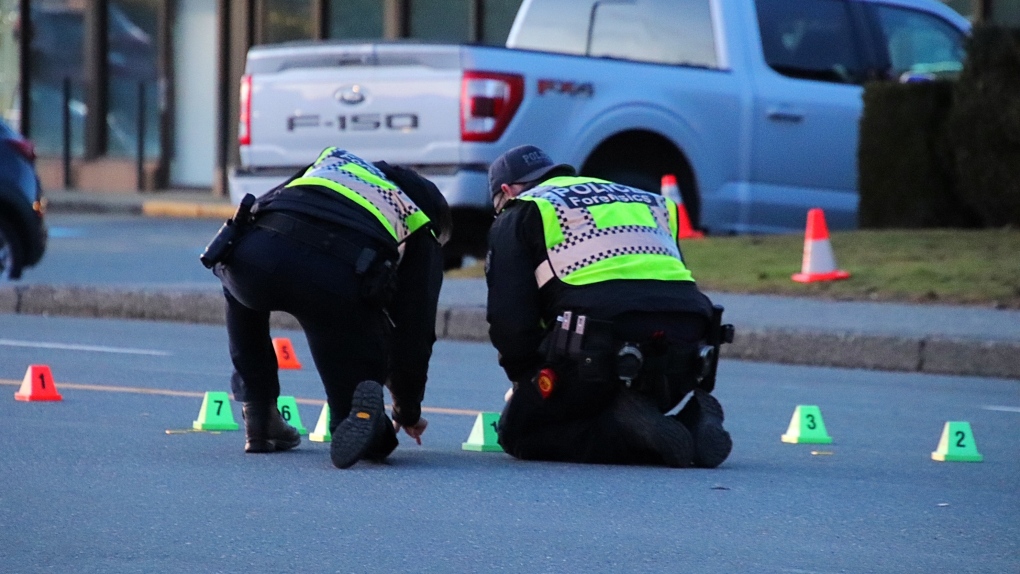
(695, 304), (735, 393)
(200, 193), (256, 269)
(355, 249), (398, 307)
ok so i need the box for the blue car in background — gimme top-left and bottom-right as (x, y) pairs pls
(0, 119), (47, 280)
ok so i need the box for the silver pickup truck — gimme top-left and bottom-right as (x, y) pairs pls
(230, 0), (969, 267)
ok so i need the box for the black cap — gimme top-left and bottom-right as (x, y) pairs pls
(488, 145), (574, 198)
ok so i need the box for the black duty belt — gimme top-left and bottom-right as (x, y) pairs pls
(253, 211), (387, 272)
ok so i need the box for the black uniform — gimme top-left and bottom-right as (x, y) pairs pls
(214, 161), (445, 443)
(486, 196), (718, 465)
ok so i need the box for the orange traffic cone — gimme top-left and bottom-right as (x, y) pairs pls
(792, 208), (850, 283)
(661, 175), (703, 239)
(15, 364), (63, 401)
(273, 338), (302, 370)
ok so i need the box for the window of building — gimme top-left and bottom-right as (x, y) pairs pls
(0, 0), (20, 126)
(106, 0), (159, 158)
(588, 0), (717, 67)
(260, 0), (313, 44)
(482, 0), (521, 45)
(28, 0), (85, 156)
(756, 0), (865, 84)
(328, 0), (383, 40)
(409, 0), (470, 42)
(872, 4), (966, 79)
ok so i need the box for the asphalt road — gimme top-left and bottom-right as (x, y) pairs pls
(24, 213), (221, 288)
(1, 314), (1017, 573)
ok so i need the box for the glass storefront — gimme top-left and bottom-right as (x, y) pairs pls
(107, 0), (159, 158)
(261, 0), (313, 44)
(410, 0), (471, 42)
(328, 0), (383, 40)
(0, 0), (19, 128)
(8, 0), (531, 189)
(483, 0), (521, 45)
(29, 0), (84, 156)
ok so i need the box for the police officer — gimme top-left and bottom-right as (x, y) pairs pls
(485, 145), (732, 468)
(205, 147), (450, 469)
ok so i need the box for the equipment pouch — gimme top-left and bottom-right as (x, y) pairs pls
(575, 317), (614, 384)
(576, 350), (611, 384)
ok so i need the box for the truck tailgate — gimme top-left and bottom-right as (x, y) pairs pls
(243, 43), (463, 168)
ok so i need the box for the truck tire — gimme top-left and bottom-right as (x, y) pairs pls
(0, 216), (25, 281)
(442, 244), (465, 270)
(444, 207), (492, 270)
(595, 167), (701, 229)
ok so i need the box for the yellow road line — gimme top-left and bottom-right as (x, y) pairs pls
(0, 378), (481, 416)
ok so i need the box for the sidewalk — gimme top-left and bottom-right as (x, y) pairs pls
(11, 189), (1018, 381)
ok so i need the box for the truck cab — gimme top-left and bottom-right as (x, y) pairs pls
(231, 0), (969, 267)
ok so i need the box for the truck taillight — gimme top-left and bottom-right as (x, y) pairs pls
(461, 71), (523, 143)
(239, 75), (252, 146)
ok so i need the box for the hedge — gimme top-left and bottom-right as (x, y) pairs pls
(858, 25), (1019, 229)
(946, 25), (1020, 227)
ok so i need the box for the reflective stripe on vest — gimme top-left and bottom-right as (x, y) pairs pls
(285, 147), (431, 243)
(515, 176), (695, 287)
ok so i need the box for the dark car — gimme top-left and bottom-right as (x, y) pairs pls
(0, 119), (47, 280)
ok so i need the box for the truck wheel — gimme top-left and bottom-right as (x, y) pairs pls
(599, 169), (661, 194)
(596, 168), (700, 229)
(0, 216), (25, 281)
(442, 244), (464, 270)
(444, 208), (493, 270)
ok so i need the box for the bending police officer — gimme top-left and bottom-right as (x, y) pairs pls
(203, 147), (450, 469)
(485, 145), (733, 468)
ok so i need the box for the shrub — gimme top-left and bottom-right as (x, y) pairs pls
(946, 25), (1020, 227)
(858, 81), (979, 228)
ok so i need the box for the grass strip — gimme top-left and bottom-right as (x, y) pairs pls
(448, 229), (1020, 309)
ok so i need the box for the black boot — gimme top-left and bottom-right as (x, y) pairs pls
(363, 415), (399, 463)
(243, 402), (301, 453)
(613, 390), (694, 468)
(330, 380), (386, 469)
(675, 389), (732, 468)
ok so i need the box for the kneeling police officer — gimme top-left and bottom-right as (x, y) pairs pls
(202, 147), (450, 469)
(485, 145), (733, 468)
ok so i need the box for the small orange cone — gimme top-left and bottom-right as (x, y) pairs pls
(273, 338), (302, 370)
(15, 365), (63, 401)
(661, 174), (703, 239)
(792, 208), (850, 283)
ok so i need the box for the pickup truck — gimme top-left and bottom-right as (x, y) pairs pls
(229, 0), (969, 267)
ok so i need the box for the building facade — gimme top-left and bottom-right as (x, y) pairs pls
(0, 0), (1010, 195)
(1, 0), (522, 194)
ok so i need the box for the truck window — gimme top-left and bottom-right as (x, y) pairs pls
(588, 0), (717, 67)
(506, 0), (596, 54)
(870, 5), (965, 80)
(756, 0), (865, 84)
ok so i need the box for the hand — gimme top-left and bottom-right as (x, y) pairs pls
(393, 417), (428, 445)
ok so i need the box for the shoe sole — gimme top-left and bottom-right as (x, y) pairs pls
(656, 418), (695, 468)
(330, 381), (384, 469)
(245, 436), (301, 453)
(616, 391), (694, 468)
(691, 391), (732, 469)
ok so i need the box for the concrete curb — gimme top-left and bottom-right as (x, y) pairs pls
(2, 285), (1018, 380)
(46, 195), (235, 219)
